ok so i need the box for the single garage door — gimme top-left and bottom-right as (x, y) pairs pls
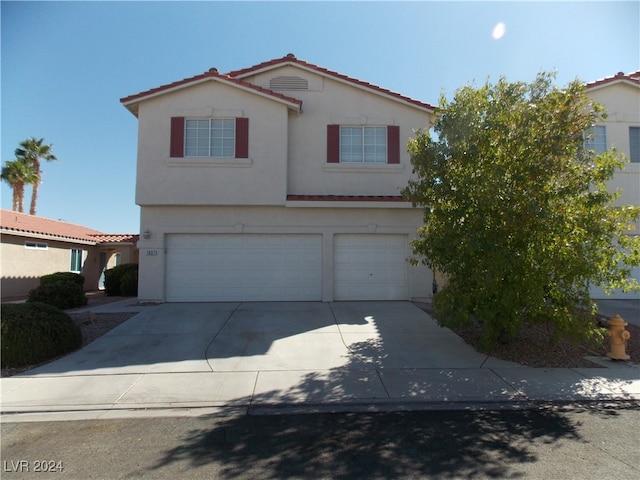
(166, 234), (322, 302)
(334, 234), (409, 300)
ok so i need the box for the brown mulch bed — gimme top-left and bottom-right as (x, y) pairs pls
(1, 293), (136, 377)
(415, 302), (640, 368)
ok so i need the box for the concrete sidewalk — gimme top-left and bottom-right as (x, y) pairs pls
(1, 301), (639, 422)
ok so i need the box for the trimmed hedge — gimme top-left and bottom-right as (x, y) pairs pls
(104, 263), (138, 296)
(40, 272), (85, 287)
(28, 280), (88, 310)
(1, 302), (82, 368)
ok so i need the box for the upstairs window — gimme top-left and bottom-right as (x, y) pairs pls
(340, 126), (387, 163)
(170, 117), (249, 159)
(630, 127), (640, 163)
(185, 119), (235, 157)
(327, 124), (400, 164)
(584, 125), (607, 155)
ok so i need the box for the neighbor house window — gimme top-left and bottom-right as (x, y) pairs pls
(25, 242), (48, 250)
(584, 125), (607, 155)
(70, 249), (84, 273)
(327, 124), (400, 164)
(630, 127), (640, 163)
(170, 117), (249, 159)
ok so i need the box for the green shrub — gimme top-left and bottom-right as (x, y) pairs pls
(28, 281), (88, 310)
(1, 302), (82, 368)
(39, 272), (85, 287)
(104, 263), (138, 296)
(119, 269), (138, 297)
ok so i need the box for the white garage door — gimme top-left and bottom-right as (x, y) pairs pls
(334, 234), (409, 300)
(166, 234), (322, 302)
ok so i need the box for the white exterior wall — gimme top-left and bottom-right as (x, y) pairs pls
(587, 81), (640, 299)
(135, 81), (291, 206)
(136, 205), (431, 303)
(587, 82), (640, 227)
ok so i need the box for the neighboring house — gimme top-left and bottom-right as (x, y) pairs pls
(121, 54), (435, 302)
(0, 209), (139, 299)
(585, 70), (640, 299)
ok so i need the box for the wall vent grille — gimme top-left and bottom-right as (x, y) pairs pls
(270, 76), (309, 91)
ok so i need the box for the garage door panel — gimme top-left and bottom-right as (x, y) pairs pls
(334, 234), (409, 301)
(166, 234), (322, 302)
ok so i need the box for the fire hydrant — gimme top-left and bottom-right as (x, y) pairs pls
(606, 314), (631, 361)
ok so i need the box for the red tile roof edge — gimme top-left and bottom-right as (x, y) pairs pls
(226, 54), (436, 112)
(120, 68), (303, 109)
(586, 70), (640, 89)
(0, 209), (138, 245)
(287, 195), (409, 202)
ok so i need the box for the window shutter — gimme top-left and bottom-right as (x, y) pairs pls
(170, 117), (185, 158)
(327, 125), (340, 163)
(235, 117), (249, 158)
(387, 125), (400, 164)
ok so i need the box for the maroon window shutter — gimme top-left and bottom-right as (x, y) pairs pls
(387, 125), (400, 164)
(327, 124), (340, 163)
(235, 117), (249, 158)
(170, 117), (185, 158)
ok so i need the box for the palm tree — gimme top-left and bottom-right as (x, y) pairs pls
(1, 159), (37, 212)
(15, 137), (57, 215)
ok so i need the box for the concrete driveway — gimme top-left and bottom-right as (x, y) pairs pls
(15, 301), (512, 377)
(3, 301), (638, 417)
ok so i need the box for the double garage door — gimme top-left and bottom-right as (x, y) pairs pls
(165, 234), (409, 302)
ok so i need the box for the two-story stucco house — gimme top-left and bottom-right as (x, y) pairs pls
(121, 54), (435, 303)
(585, 70), (640, 299)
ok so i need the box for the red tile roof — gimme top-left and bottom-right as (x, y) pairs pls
(0, 209), (138, 244)
(287, 195), (408, 202)
(120, 54), (434, 114)
(227, 54), (435, 112)
(120, 67), (302, 115)
(586, 70), (640, 89)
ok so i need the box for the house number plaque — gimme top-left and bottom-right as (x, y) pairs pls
(146, 250), (158, 256)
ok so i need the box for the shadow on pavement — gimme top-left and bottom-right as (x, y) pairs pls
(150, 407), (589, 479)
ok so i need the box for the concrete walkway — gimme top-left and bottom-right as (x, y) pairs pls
(1, 301), (638, 421)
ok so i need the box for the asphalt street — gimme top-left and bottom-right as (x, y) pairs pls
(2, 403), (639, 479)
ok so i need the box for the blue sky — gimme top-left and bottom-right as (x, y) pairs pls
(2, 1), (638, 233)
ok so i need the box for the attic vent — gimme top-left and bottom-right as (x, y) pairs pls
(270, 76), (308, 91)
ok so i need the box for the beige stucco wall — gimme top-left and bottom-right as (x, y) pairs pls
(0, 234), (138, 299)
(135, 81), (290, 206)
(586, 82), (640, 225)
(136, 205), (432, 303)
(248, 65), (432, 196)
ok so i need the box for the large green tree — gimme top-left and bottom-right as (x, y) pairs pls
(1, 158), (37, 212)
(15, 137), (57, 215)
(403, 73), (640, 347)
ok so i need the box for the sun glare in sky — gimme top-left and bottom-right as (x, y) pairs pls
(492, 22), (506, 40)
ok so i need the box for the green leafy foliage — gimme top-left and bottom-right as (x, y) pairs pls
(104, 263), (138, 296)
(402, 72), (640, 347)
(28, 280), (88, 310)
(1, 302), (82, 368)
(39, 272), (85, 287)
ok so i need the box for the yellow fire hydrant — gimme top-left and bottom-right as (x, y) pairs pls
(606, 314), (631, 361)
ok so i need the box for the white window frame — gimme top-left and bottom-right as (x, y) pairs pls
(340, 126), (387, 164)
(584, 125), (607, 155)
(629, 126), (640, 163)
(184, 118), (235, 158)
(25, 241), (48, 250)
(70, 249), (84, 273)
